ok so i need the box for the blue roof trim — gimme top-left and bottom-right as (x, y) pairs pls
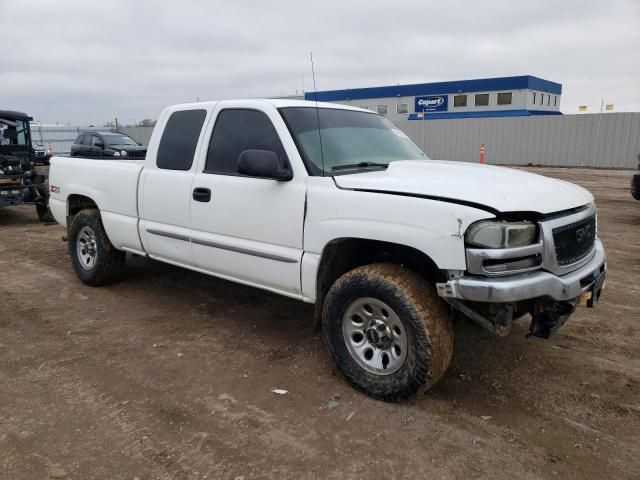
(407, 109), (563, 120)
(305, 75), (562, 102)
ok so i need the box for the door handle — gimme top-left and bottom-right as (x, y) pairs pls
(192, 187), (211, 202)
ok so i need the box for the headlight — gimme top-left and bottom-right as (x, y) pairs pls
(466, 221), (538, 249)
(113, 151), (121, 156)
(120, 150), (127, 157)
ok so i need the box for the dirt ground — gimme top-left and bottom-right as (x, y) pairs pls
(1, 167), (639, 480)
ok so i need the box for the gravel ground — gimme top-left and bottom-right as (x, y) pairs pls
(1, 167), (638, 480)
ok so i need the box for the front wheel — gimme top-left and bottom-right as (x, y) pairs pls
(322, 263), (454, 401)
(68, 209), (125, 286)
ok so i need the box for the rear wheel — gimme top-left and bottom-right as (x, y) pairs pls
(322, 263), (453, 401)
(68, 209), (125, 286)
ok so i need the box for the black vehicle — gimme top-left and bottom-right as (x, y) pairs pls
(32, 141), (52, 165)
(0, 110), (53, 222)
(632, 153), (640, 201)
(70, 132), (146, 159)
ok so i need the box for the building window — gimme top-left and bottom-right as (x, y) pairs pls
(396, 103), (408, 114)
(497, 92), (512, 105)
(532, 92), (537, 105)
(475, 94), (489, 106)
(539, 94), (544, 106)
(376, 105), (388, 115)
(454, 95), (467, 107)
(554, 96), (558, 106)
(547, 95), (551, 106)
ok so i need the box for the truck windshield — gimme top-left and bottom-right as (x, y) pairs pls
(101, 134), (138, 146)
(0, 118), (29, 146)
(279, 107), (428, 175)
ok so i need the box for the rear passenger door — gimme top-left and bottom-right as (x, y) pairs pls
(76, 134), (90, 156)
(89, 135), (103, 157)
(189, 106), (306, 296)
(71, 135), (85, 156)
(77, 134), (89, 156)
(138, 108), (209, 267)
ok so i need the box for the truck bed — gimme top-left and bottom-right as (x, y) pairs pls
(48, 156), (145, 252)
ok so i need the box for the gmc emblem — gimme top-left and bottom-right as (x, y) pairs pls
(575, 224), (593, 243)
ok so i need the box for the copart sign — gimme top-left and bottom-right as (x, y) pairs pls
(415, 95), (448, 113)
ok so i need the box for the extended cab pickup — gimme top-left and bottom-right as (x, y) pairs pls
(49, 100), (606, 400)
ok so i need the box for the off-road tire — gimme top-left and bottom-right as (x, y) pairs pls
(68, 209), (125, 286)
(34, 182), (56, 223)
(322, 263), (454, 401)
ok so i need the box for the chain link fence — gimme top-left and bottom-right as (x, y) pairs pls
(30, 124), (116, 155)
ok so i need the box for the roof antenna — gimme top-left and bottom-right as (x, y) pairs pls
(310, 52), (326, 176)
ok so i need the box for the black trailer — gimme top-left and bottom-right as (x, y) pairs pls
(0, 109), (53, 221)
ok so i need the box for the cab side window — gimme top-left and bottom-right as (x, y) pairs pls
(204, 109), (288, 175)
(91, 135), (102, 146)
(156, 109), (207, 171)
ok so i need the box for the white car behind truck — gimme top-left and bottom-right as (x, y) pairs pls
(49, 99), (606, 400)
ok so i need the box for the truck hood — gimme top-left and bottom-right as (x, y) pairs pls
(333, 160), (593, 215)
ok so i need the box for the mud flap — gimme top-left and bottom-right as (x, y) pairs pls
(527, 300), (576, 339)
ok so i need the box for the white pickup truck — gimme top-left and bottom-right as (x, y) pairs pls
(49, 99), (606, 400)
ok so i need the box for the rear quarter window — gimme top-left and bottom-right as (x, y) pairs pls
(156, 109), (207, 170)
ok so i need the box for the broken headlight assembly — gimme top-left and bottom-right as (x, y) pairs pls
(465, 220), (542, 276)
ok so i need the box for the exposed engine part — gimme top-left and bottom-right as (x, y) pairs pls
(446, 299), (515, 337)
(527, 299), (577, 339)
(448, 296), (584, 340)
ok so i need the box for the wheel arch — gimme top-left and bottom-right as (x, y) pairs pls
(311, 237), (445, 327)
(66, 194), (100, 222)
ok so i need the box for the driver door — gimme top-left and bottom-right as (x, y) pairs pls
(190, 105), (306, 296)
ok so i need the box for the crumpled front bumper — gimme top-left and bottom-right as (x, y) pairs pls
(437, 239), (606, 303)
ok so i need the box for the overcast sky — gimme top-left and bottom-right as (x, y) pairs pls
(1, 0), (638, 125)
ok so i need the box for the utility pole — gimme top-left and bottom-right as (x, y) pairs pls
(114, 118), (119, 132)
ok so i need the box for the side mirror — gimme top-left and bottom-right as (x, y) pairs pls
(237, 149), (292, 181)
(96, 142), (104, 149)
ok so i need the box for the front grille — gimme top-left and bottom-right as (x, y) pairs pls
(552, 215), (596, 266)
(126, 150), (146, 158)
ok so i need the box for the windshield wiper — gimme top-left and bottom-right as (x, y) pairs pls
(331, 161), (389, 171)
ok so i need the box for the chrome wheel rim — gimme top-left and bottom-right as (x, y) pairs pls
(342, 297), (408, 375)
(76, 226), (98, 270)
